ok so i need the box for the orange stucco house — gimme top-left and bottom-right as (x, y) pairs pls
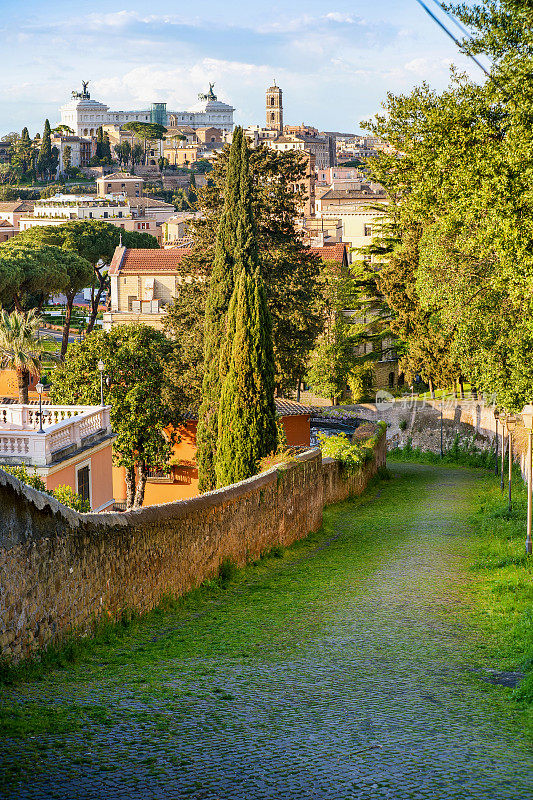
(113, 399), (313, 507)
(0, 397), (115, 512)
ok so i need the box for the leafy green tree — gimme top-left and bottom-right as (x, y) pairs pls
(162, 279), (205, 414)
(122, 122), (167, 165)
(12, 221), (159, 334)
(215, 136), (277, 486)
(131, 143), (144, 170)
(0, 244), (77, 312)
(0, 308), (52, 402)
(169, 140), (323, 397)
(51, 326), (179, 508)
(114, 141), (131, 168)
(0, 465), (89, 511)
(360, 0), (533, 408)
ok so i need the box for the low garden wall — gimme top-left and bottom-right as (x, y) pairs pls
(0, 429), (385, 662)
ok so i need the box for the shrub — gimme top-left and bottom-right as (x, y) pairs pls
(399, 419), (408, 431)
(1, 465), (46, 492)
(0, 465), (89, 511)
(51, 485), (90, 513)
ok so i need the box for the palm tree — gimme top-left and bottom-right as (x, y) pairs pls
(0, 308), (51, 403)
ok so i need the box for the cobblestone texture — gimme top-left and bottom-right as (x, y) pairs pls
(1, 464), (531, 799)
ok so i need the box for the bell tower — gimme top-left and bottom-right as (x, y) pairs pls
(266, 83), (283, 133)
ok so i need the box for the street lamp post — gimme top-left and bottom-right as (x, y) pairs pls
(505, 415), (517, 514)
(97, 360), (105, 406)
(521, 405), (533, 555)
(36, 382), (44, 433)
(440, 399), (443, 459)
(494, 409), (500, 476)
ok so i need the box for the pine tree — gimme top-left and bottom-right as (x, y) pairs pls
(196, 127), (244, 491)
(215, 136), (277, 487)
(37, 120), (52, 180)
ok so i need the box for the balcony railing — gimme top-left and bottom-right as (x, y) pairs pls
(0, 404), (112, 466)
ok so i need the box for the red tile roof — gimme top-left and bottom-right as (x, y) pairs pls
(308, 242), (348, 264)
(109, 246), (193, 275)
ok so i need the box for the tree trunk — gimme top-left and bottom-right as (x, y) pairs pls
(429, 378), (435, 399)
(17, 369), (29, 404)
(296, 378), (301, 403)
(133, 461), (147, 509)
(125, 466), (136, 510)
(459, 376), (465, 399)
(61, 291), (75, 360)
(86, 268), (108, 334)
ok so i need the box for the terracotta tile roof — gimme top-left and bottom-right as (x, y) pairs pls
(275, 399), (313, 417)
(321, 188), (387, 200)
(129, 197), (175, 210)
(0, 219), (14, 228)
(184, 398), (312, 422)
(308, 243), (348, 264)
(98, 172), (142, 181)
(109, 246), (193, 275)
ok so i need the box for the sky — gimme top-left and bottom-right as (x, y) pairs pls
(0, 0), (486, 137)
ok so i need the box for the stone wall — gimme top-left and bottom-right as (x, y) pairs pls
(0, 432), (384, 663)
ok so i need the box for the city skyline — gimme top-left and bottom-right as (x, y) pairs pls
(1, 0), (485, 136)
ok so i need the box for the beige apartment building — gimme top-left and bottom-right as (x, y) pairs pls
(104, 245), (195, 330)
(96, 172), (144, 198)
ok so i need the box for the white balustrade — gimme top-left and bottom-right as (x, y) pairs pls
(0, 404), (112, 466)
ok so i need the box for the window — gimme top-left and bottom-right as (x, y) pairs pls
(128, 296), (138, 311)
(364, 224), (373, 237)
(76, 463), (91, 508)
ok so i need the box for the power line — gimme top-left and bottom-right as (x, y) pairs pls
(416, 0), (492, 78)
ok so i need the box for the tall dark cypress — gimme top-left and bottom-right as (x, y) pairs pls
(37, 119), (52, 180)
(215, 137), (277, 487)
(196, 127), (244, 491)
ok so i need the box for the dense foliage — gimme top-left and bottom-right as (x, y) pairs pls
(164, 136), (323, 399)
(1, 465), (90, 512)
(361, 0), (533, 410)
(51, 326), (179, 509)
(215, 135), (277, 486)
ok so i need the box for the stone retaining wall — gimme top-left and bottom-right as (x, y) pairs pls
(0, 431), (385, 662)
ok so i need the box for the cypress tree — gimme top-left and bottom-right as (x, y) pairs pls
(96, 126), (104, 160)
(37, 120), (52, 180)
(196, 127), (244, 491)
(215, 136), (277, 487)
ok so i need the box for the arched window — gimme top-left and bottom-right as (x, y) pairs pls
(271, 112), (275, 121)
(270, 96), (275, 106)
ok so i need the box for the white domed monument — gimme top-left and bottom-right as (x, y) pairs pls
(59, 81), (235, 137)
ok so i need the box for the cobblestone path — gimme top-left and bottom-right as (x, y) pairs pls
(1, 464), (532, 799)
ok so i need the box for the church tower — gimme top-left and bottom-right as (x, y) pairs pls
(266, 83), (283, 133)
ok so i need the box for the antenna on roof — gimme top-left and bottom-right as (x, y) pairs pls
(119, 232), (122, 247)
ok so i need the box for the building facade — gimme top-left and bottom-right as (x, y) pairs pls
(60, 82), (235, 137)
(0, 401), (115, 511)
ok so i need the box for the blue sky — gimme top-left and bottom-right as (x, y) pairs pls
(0, 0), (485, 137)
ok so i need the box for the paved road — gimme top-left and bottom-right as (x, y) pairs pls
(1, 465), (531, 799)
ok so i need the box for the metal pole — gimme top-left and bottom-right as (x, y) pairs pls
(38, 393), (43, 434)
(100, 371), (104, 407)
(494, 419), (499, 476)
(526, 428), (533, 555)
(501, 431), (505, 492)
(508, 431), (512, 514)
(440, 401), (443, 458)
